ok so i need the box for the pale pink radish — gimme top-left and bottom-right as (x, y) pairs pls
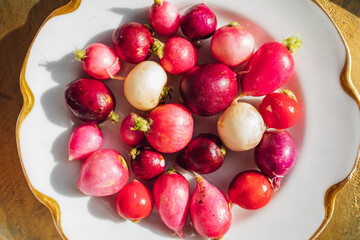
(153, 169), (190, 238)
(190, 173), (232, 239)
(77, 149), (129, 196)
(68, 124), (103, 161)
(149, 0), (180, 37)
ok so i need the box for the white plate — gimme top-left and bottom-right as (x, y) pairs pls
(17, 0), (360, 239)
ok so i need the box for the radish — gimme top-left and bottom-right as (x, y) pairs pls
(116, 179), (154, 222)
(217, 101), (265, 152)
(68, 124), (103, 161)
(77, 149), (129, 196)
(254, 130), (297, 190)
(120, 113), (146, 146)
(259, 89), (300, 129)
(65, 78), (119, 124)
(190, 173), (232, 239)
(74, 43), (121, 79)
(132, 103), (193, 153)
(153, 169), (190, 238)
(180, 3), (217, 41)
(176, 133), (225, 174)
(130, 145), (165, 180)
(112, 22), (154, 64)
(124, 61), (169, 111)
(228, 170), (273, 210)
(149, 0), (180, 37)
(241, 35), (302, 96)
(151, 37), (198, 75)
(180, 63), (238, 116)
(211, 22), (255, 67)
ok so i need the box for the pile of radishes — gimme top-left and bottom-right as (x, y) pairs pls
(65, 0), (302, 239)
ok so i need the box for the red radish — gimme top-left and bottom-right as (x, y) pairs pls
(180, 63), (238, 116)
(241, 35), (302, 96)
(180, 3), (217, 41)
(228, 170), (273, 210)
(68, 124), (103, 161)
(190, 173), (232, 239)
(74, 43), (121, 79)
(255, 130), (297, 190)
(120, 113), (146, 146)
(77, 149), (129, 196)
(211, 22), (255, 67)
(65, 78), (119, 124)
(116, 179), (154, 222)
(217, 101), (265, 151)
(151, 37), (198, 75)
(259, 89), (300, 129)
(149, 0), (180, 37)
(153, 169), (190, 238)
(123, 61), (168, 111)
(132, 103), (193, 153)
(176, 133), (225, 174)
(112, 22), (154, 64)
(130, 145), (165, 180)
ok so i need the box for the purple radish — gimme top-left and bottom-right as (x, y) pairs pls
(68, 124), (103, 161)
(149, 0), (180, 37)
(190, 173), (232, 239)
(153, 169), (190, 238)
(112, 22), (154, 64)
(176, 133), (225, 174)
(120, 113), (146, 146)
(130, 145), (165, 180)
(180, 63), (238, 116)
(77, 149), (129, 196)
(180, 3), (217, 41)
(74, 43), (121, 79)
(254, 130), (297, 190)
(65, 78), (119, 125)
(241, 35), (302, 96)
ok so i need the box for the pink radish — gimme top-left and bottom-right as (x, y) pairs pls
(149, 0), (180, 37)
(254, 130), (297, 190)
(153, 169), (190, 238)
(241, 35), (302, 96)
(112, 22), (154, 64)
(74, 43), (121, 79)
(151, 37), (198, 75)
(68, 124), (103, 161)
(190, 173), (232, 239)
(120, 113), (146, 146)
(211, 22), (255, 67)
(132, 103), (194, 153)
(77, 149), (129, 196)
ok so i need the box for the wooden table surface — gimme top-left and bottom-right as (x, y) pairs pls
(0, 0), (359, 239)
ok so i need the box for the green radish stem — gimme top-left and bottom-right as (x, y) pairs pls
(108, 111), (120, 123)
(282, 35), (302, 55)
(74, 47), (87, 61)
(131, 113), (152, 132)
(150, 38), (165, 59)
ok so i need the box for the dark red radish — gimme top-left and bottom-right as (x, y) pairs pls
(149, 0), (180, 37)
(241, 35), (302, 96)
(116, 179), (154, 222)
(77, 149), (129, 196)
(180, 3), (217, 41)
(65, 78), (119, 124)
(255, 130), (297, 190)
(112, 22), (154, 64)
(190, 173), (232, 239)
(228, 170), (273, 210)
(120, 113), (146, 146)
(176, 133), (225, 174)
(68, 124), (103, 161)
(130, 145), (165, 180)
(153, 169), (190, 239)
(74, 43), (121, 79)
(180, 63), (238, 116)
(211, 22), (255, 67)
(259, 89), (300, 129)
(151, 37), (198, 75)
(132, 103), (194, 153)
